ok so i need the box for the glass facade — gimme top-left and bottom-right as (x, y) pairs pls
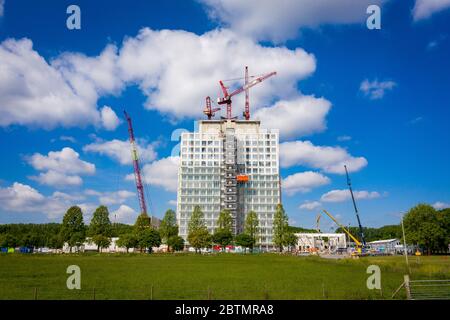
(176, 120), (280, 247)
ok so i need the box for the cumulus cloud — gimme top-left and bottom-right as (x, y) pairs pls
(29, 171), (83, 187)
(413, 0), (450, 21)
(117, 28), (315, 119)
(100, 106), (121, 131)
(254, 95), (331, 140)
(0, 182), (94, 219)
(282, 171), (330, 195)
(299, 201), (322, 211)
(432, 201), (450, 210)
(279, 140), (367, 174)
(320, 189), (381, 202)
(0, 38), (120, 130)
(27, 147), (95, 187)
(360, 79), (396, 100)
(98, 190), (135, 206)
(2, 27), (319, 127)
(200, 0), (388, 42)
(111, 205), (138, 225)
(83, 138), (157, 165)
(126, 156), (180, 192)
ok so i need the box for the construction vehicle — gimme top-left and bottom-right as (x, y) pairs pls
(322, 209), (366, 257)
(217, 67), (276, 119)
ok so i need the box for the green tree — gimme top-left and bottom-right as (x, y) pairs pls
(217, 209), (233, 232)
(48, 235), (64, 250)
(284, 232), (298, 252)
(134, 213), (152, 231)
(116, 233), (138, 253)
(187, 205), (211, 253)
(0, 234), (18, 248)
(134, 213), (152, 253)
(88, 205), (112, 252)
(137, 228), (162, 253)
(235, 233), (255, 253)
(167, 235), (185, 252)
(244, 211), (259, 252)
(60, 206), (86, 252)
(212, 229), (233, 251)
(403, 204), (446, 254)
(188, 229), (211, 253)
(273, 204), (289, 252)
(159, 209), (179, 246)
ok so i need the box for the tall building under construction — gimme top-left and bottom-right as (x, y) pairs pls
(176, 119), (280, 247)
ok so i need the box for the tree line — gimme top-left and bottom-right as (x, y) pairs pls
(0, 203), (298, 253)
(335, 204), (449, 253)
(186, 203), (298, 253)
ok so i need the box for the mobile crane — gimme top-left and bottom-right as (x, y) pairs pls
(322, 209), (365, 256)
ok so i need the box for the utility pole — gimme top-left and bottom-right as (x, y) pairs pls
(401, 213), (411, 275)
(344, 165), (366, 246)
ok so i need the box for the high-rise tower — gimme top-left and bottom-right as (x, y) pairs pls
(176, 119), (280, 248)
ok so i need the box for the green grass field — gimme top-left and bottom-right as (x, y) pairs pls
(0, 253), (448, 300)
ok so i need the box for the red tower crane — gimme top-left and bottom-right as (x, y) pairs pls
(203, 96), (221, 119)
(217, 67), (276, 120)
(124, 111), (148, 215)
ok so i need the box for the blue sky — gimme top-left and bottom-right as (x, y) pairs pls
(0, 0), (449, 230)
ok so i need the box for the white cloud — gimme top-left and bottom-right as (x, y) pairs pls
(337, 135), (352, 142)
(83, 138), (157, 165)
(52, 44), (123, 94)
(360, 79), (396, 100)
(168, 199), (177, 206)
(299, 201), (322, 211)
(253, 95), (331, 140)
(0, 182), (95, 219)
(27, 147), (95, 187)
(413, 0), (450, 21)
(432, 201), (450, 210)
(279, 140), (367, 174)
(126, 156), (180, 192)
(28, 147), (95, 174)
(29, 171), (83, 187)
(2, 28), (318, 127)
(0, 38), (120, 130)
(200, 0), (388, 42)
(100, 106), (120, 131)
(98, 190), (135, 206)
(321, 189), (381, 202)
(282, 171), (330, 195)
(111, 205), (138, 225)
(51, 191), (85, 202)
(59, 136), (77, 143)
(117, 28), (316, 119)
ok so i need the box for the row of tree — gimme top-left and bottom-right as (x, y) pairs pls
(186, 203), (298, 253)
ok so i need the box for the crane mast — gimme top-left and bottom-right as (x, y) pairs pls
(344, 165), (365, 245)
(124, 111), (148, 215)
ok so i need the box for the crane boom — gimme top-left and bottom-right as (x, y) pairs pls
(124, 111), (148, 215)
(322, 209), (362, 246)
(217, 69), (276, 119)
(344, 165), (366, 245)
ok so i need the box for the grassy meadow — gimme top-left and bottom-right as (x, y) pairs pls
(0, 253), (448, 300)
